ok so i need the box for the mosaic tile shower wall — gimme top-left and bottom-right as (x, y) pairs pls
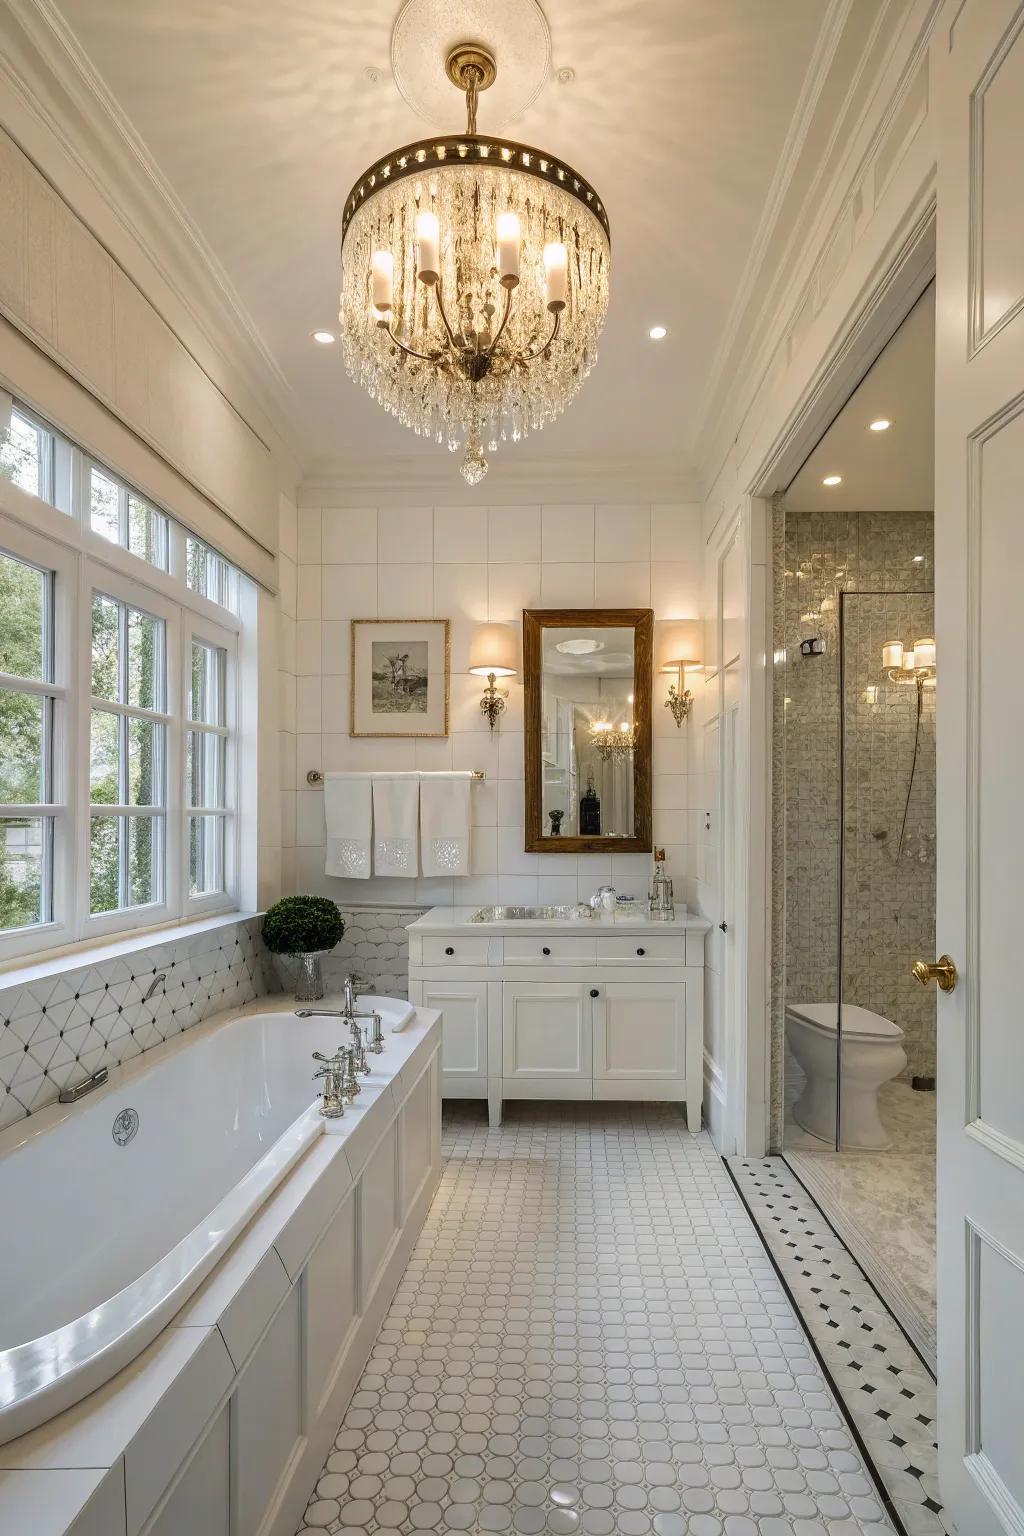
(0, 917), (272, 1131)
(770, 509), (935, 1147)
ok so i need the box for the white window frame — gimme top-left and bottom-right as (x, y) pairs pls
(81, 455), (170, 572)
(0, 522), (77, 961)
(0, 404), (245, 963)
(80, 566), (180, 939)
(183, 613), (238, 917)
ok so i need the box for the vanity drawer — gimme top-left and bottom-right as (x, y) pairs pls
(421, 936), (491, 966)
(596, 937), (683, 963)
(503, 936), (597, 964)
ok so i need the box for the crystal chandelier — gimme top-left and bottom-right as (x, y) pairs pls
(590, 719), (636, 762)
(339, 45), (610, 484)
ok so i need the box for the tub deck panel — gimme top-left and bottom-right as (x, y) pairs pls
(0, 998), (443, 1536)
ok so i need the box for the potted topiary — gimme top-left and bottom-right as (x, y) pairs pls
(262, 896), (345, 1001)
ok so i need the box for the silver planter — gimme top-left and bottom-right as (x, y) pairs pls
(293, 951), (328, 1002)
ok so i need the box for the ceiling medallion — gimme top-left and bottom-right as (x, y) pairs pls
(339, 43), (610, 485)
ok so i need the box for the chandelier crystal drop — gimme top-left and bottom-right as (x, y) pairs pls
(339, 45), (610, 484)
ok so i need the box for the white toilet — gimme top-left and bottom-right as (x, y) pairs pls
(786, 1002), (907, 1149)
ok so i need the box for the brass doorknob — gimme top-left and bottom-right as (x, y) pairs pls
(912, 955), (958, 992)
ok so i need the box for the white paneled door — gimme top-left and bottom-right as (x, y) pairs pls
(934, 2), (1024, 1529)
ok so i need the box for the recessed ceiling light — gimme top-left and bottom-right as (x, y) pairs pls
(912, 554), (925, 563)
(868, 418), (892, 431)
(649, 325), (667, 340)
(311, 330), (336, 345)
(822, 474), (842, 486)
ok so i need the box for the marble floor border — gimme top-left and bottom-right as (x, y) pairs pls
(727, 1157), (951, 1536)
(781, 1152), (936, 1373)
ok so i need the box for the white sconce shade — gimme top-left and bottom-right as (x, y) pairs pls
(913, 637), (936, 669)
(656, 620), (703, 675)
(468, 623), (518, 677)
(902, 649), (916, 671)
(882, 640), (904, 669)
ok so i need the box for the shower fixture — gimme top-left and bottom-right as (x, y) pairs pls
(881, 637), (936, 860)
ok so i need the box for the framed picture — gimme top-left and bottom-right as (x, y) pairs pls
(350, 619), (450, 737)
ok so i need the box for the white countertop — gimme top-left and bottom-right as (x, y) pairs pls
(409, 906), (712, 936)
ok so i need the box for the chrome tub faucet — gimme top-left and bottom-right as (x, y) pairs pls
(312, 1047), (348, 1117)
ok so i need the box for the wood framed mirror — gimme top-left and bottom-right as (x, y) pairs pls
(523, 608), (653, 853)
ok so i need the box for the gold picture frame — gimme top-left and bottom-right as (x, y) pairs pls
(349, 619), (451, 737)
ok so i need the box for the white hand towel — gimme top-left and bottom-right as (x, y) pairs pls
(324, 773), (372, 879)
(419, 772), (472, 878)
(372, 774), (420, 877)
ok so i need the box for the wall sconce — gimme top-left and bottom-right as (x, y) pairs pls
(657, 621), (703, 729)
(882, 637), (936, 687)
(469, 623), (518, 731)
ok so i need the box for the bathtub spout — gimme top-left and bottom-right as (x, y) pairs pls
(295, 1008), (347, 1018)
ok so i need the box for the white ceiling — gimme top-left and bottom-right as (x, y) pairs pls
(51, 0), (835, 479)
(784, 284), (935, 512)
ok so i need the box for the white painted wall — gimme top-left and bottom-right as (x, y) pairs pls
(281, 499), (703, 911)
(693, 0), (940, 1153)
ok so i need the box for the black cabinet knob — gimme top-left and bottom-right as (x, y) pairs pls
(445, 946), (455, 955)
(636, 947), (646, 956)
(542, 946), (551, 956)
(590, 988), (600, 998)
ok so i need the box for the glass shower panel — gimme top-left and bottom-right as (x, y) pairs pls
(839, 592), (936, 1152)
(780, 534), (844, 1153)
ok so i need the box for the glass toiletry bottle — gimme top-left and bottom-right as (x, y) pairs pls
(649, 847), (674, 919)
(580, 775), (602, 836)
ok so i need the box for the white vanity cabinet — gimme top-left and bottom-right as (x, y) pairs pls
(502, 982), (594, 1084)
(408, 907), (710, 1130)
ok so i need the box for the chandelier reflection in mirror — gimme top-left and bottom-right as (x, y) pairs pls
(590, 718), (636, 762)
(339, 45), (610, 485)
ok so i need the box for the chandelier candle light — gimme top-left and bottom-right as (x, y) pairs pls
(339, 44), (610, 484)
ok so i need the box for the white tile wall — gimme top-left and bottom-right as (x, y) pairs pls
(286, 502), (703, 910)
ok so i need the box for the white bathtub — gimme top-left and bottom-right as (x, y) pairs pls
(0, 996), (412, 1448)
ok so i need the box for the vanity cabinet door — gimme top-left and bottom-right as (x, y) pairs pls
(592, 983), (686, 1081)
(502, 984), (593, 1079)
(418, 980), (488, 1088)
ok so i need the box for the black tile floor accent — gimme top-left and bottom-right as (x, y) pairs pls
(728, 1157), (954, 1536)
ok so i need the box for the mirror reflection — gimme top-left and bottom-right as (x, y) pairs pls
(540, 626), (636, 839)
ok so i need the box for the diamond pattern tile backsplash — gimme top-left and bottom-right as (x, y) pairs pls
(0, 918), (274, 1132)
(0, 905), (425, 1132)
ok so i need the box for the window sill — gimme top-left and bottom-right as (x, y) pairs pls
(0, 910), (260, 993)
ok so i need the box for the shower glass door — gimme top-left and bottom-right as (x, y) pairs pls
(838, 591), (936, 1153)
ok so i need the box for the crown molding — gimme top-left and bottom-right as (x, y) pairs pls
(693, 0), (856, 447)
(696, 0), (941, 494)
(0, 0), (308, 471)
(298, 451), (701, 508)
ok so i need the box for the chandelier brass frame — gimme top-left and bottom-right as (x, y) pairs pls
(338, 45), (610, 484)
